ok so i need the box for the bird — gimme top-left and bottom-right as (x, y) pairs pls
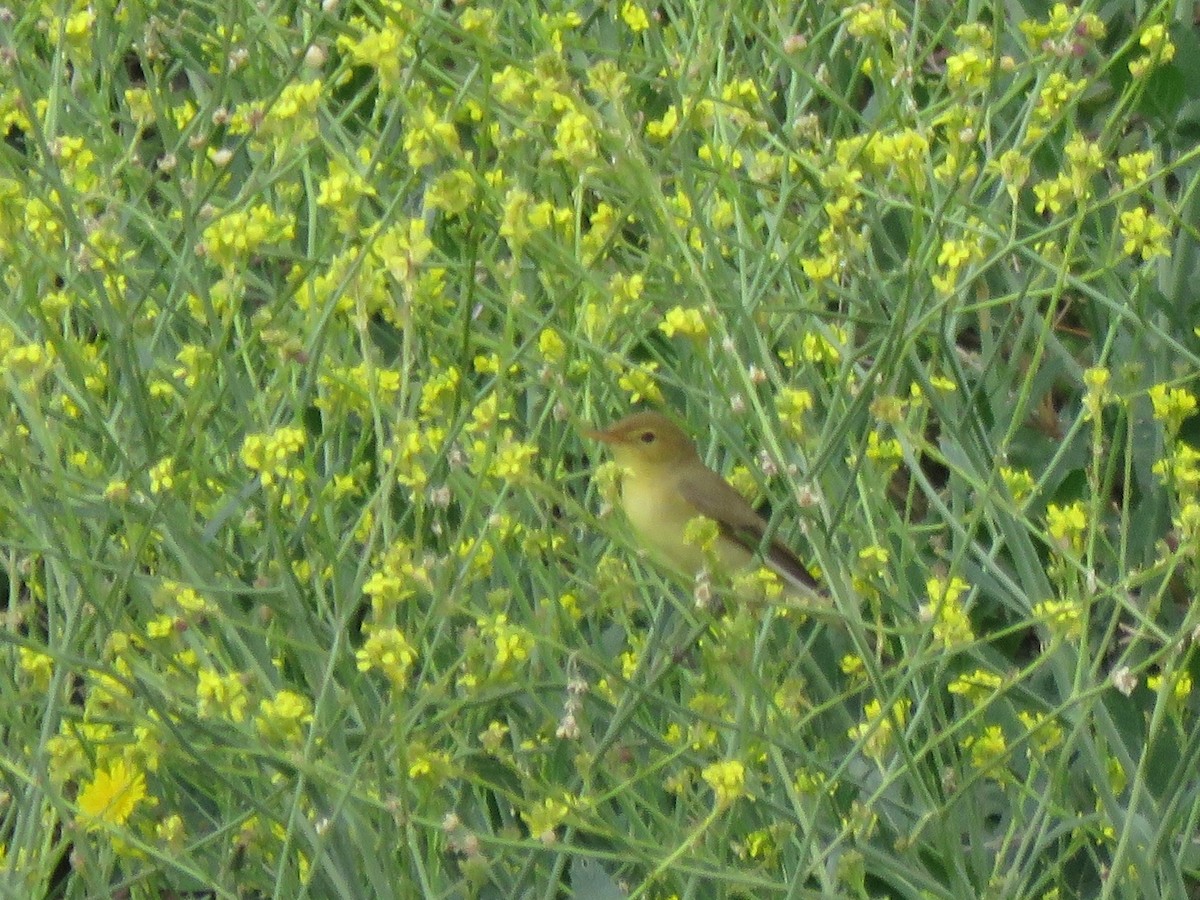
(584, 410), (823, 598)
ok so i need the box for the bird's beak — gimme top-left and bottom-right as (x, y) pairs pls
(582, 425), (617, 444)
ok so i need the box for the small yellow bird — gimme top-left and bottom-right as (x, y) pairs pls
(585, 410), (823, 597)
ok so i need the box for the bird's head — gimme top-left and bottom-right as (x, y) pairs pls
(584, 411), (699, 469)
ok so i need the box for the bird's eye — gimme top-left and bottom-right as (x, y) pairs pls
(639, 431), (656, 444)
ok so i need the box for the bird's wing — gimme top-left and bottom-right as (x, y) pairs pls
(676, 468), (822, 594)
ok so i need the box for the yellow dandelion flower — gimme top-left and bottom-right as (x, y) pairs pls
(77, 759), (147, 830)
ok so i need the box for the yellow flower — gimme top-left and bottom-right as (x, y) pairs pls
(1149, 383), (1197, 432)
(1148, 668), (1192, 708)
(848, 697), (911, 764)
(1153, 443), (1200, 494)
(803, 329), (844, 365)
(407, 746), (453, 782)
(149, 457), (175, 494)
(621, 1), (650, 32)
(1177, 500), (1200, 540)
(1119, 207), (1172, 262)
(1032, 73), (1086, 124)
(522, 795), (573, 841)
(1020, 4), (1104, 46)
(157, 813), (185, 848)
(488, 435), (538, 481)
(479, 613), (533, 674)
(587, 60), (628, 102)
(77, 759), (147, 830)
(427, 168), (476, 217)
(241, 426), (306, 487)
(479, 720), (510, 754)
(793, 768), (826, 795)
(865, 431), (902, 468)
(646, 105), (679, 140)
(372, 217), (435, 282)
(459, 7), (495, 34)
(1033, 174), (1072, 216)
(1000, 467), (1036, 506)
(658, 306), (709, 340)
(1018, 710), (1063, 756)
(801, 252), (840, 282)
(1045, 501), (1088, 551)
(1064, 133), (1102, 197)
(963, 724), (1008, 773)
(1129, 24), (1176, 78)
(844, 0), (905, 40)
(932, 235), (984, 294)
(146, 615), (175, 639)
(196, 668), (248, 722)
(989, 149), (1029, 203)
(840, 653), (866, 680)
(18, 648), (53, 691)
(945, 46), (992, 91)
(356, 627), (418, 689)
(256, 690), (314, 744)
(920, 575), (974, 647)
(776, 388), (813, 439)
(553, 109), (597, 168)
(1033, 598), (1083, 640)
(701, 759), (746, 808)
(947, 669), (1003, 703)
(201, 203), (295, 269)
(402, 103), (459, 168)
(1117, 151), (1155, 189)
(537, 328), (566, 363)
(617, 362), (663, 405)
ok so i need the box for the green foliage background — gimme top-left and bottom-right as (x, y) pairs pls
(1, 0), (1199, 897)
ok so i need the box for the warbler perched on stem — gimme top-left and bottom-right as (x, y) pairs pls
(585, 410), (823, 597)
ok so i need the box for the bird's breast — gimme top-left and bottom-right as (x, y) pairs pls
(619, 469), (732, 575)
(621, 470), (688, 538)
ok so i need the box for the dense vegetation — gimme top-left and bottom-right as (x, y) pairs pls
(2, 1), (1199, 897)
